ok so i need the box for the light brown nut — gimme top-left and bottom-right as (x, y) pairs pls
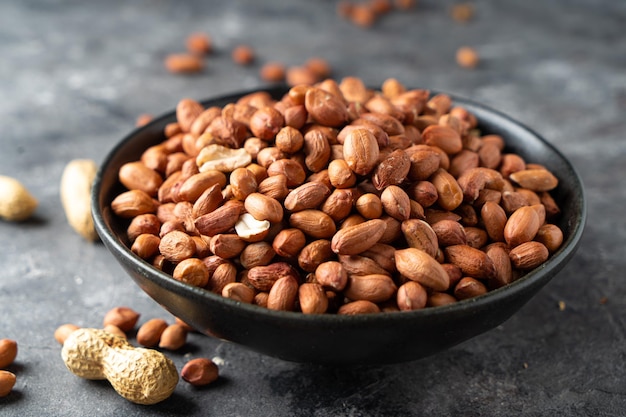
(454, 277), (488, 300)
(449, 150), (479, 178)
(338, 255), (389, 277)
(431, 219), (467, 247)
(358, 112), (404, 136)
(247, 262), (300, 292)
(406, 147), (441, 181)
(159, 230), (196, 263)
(401, 219), (439, 258)
(378, 215), (402, 244)
(485, 244), (513, 288)
(444, 245), (497, 280)
(298, 240), (334, 272)
(395, 248), (450, 291)
(478, 142), (502, 169)
(189, 107), (221, 136)
(230, 168), (260, 202)
(173, 258), (209, 287)
(159, 324), (187, 350)
(540, 191), (561, 220)
(257, 174), (290, 200)
(176, 98), (204, 132)
(249, 107), (284, 140)
(275, 126), (304, 154)
(397, 281), (428, 311)
(430, 168), (463, 211)
(337, 300), (381, 315)
(267, 159), (307, 187)
(303, 128), (332, 172)
(111, 190), (157, 218)
(127, 214), (160, 242)
(194, 202), (242, 236)
(284, 182), (331, 212)
(427, 292), (457, 307)
(457, 167), (505, 202)
(54, 324), (80, 345)
(464, 226), (489, 249)
(103, 307), (140, 332)
(0, 339), (18, 368)
(501, 191), (530, 214)
(192, 184), (223, 218)
(136, 319), (169, 347)
(381, 78), (406, 99)
(500, 153), (526, 178)
(0, 370), (16, 398)
(342, 128), (380, 176)
(509, 169), (558, 192)
(272, 228), (307, 258)
(372, 149), (411, 190)
(118, 161), (163, 197)
(355, 193), (383, 219)
(344, 274), (397, 303)
(164, 54), (204, 74)
(222, 282), (255, 303)
(380, 185), (411, 221)
(328, 159), (357, 189)
(535, 224), (564, 253)
(407, 180), (438, 207)
(331, 219), (387, 255)
(208, 262), (237, 294)
(209, 234), (246, 259)
(289, 209), (337, 239)
(298, 283), (329, 314)
(481, 201), (507, 242)
(243, 193), (284, 223)
(321, 188), (358, 222)
(181, 358), (219, 386)
(504, 206), (541, 247)
(239, 241), (275, 269)
(131, 233), (161, 259)
(422, 125), (463, 155)
(339, 76), (370, 102)
(360, 243), (397, 273)
(267, 276), (299, 311)
(141, 145), (168, 173)
(509, 241), (550, 270)
(260, 62), (286, 82)
(315, 262), (350, 293)
(304, 87), (348, 127)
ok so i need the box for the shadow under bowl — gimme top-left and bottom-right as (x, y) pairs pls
(92, 86), (586, 365)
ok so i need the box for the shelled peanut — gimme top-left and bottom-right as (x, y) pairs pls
(111, 77), (564, 314)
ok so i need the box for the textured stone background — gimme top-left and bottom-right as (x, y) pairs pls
(1, 0), (625, 415)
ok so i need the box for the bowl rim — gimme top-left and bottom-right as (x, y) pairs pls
(92, 86), (587, 328)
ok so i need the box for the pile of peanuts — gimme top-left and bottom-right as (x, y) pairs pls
(111, 77), (564, 315)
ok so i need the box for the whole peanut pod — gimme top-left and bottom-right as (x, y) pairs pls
(62, 328), (178, 405)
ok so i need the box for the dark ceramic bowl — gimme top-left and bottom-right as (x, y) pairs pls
(92, 86), (586, 365)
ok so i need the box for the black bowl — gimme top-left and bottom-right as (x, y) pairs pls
(92, 86), (586, 365)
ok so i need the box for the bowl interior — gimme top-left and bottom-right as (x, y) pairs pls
(93, 86), (586, 364)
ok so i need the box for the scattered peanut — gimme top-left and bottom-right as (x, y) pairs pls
(456, 46), (480, 69)
(60, 159), (99, 241)
(231, 45), (255, 66)
(110, 77), (564, 315)
(62, 328), (178, 405)
(0, 370), (16, 398)
(0, 175), (38, 221)
(54, 324), (80, 345)
(102, 307), (140, 332)
(181, 358), (219, 386)
(159, 324), (188, 350)
(0, 339), (18, 368)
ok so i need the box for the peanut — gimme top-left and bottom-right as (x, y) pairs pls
(0, 339), (18, 368)
(0, 371), (16, 397)
(181, 358), (219, 386)
(62, 328), (178, 405)
(110, 78), (564, 313)
(0, 175), (38, 221)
